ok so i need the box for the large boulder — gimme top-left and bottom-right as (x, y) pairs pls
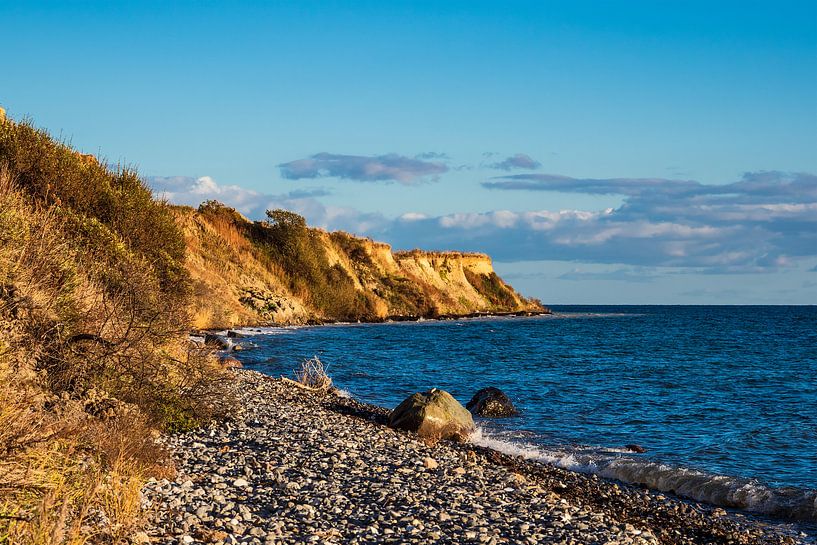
(466, 387), (518, 417)
(204, 333), (230, 350)
(389, 389), (474, 442)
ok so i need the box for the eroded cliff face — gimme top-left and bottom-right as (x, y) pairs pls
(176, 206), (311, 329)
(176, 203), (544, 329)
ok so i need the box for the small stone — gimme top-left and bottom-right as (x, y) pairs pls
(209, 531), (229, 542)
(232, 478), (249, 488)
(423, 457), (438, 469)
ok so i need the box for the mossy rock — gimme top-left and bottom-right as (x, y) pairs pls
(389, 388), (474, 442)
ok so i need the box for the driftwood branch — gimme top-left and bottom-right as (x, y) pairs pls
(280, 376), (332, 392)
(66, 333), (115, 348)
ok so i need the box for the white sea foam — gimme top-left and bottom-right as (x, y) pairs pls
(233, 326), (298, 336)
(334, 388), (353, 399)
(470, 425), (817, 522)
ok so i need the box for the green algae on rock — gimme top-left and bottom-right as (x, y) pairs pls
(389, 388), (475, 443)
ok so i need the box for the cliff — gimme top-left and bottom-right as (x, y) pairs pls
(0, 113), (543, 542)
(178, 202), (544, 328)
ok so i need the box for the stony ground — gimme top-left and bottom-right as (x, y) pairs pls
(141, 370), (810, 545)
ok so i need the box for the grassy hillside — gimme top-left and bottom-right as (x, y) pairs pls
(0, 114), (544, 543)
(0, 118), (231, 543)
(177, 202), (544, 329)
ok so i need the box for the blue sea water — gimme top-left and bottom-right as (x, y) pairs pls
(227, 305), (817, 522)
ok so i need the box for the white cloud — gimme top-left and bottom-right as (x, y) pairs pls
(399, 212), (428, 221)
(146, 169), (817, 274)
(279, 152), (448, 184)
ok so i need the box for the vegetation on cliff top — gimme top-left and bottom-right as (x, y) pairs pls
(254, 208), (378, 320)
(184, 202), (541, 328)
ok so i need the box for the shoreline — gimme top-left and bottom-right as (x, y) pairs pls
(195, 309), (554, 332)
(199, 312), (817, 528)
(142, 370), (810, 544)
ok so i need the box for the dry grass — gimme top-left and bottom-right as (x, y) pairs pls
(0, 120), (232, 544)
(294, 356), (332, 390)
(174, 202), (309, 329)
(0, 352), (168, 545)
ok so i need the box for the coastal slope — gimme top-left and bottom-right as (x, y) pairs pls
(175, 202), (544, 329)
(0, 116), (231, 543)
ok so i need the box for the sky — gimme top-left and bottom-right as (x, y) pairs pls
(2, 0), (816, 304)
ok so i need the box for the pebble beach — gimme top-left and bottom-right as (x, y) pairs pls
(141, 370), (810, 545)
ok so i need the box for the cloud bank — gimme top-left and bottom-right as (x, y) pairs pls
(278, 152), (448, 184)
(384, 171), (817, 272)
(147, 170), (817, 274)
(482, 174), (699, 195)
(146, 175), (387, 234)
(488, 153), (542, 171)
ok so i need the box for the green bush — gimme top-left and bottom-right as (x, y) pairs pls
(234, 209), (377, 321)
(0, 120), (189, 307)
(464, 269), (518, 309)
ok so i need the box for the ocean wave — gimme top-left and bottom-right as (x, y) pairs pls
(470, 425), (817, 522)
(548, 312), (642, 319)
(233, 326), (299, 335)
(333, 388), (353, 399)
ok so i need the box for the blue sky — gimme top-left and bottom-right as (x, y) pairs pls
(2, 1), (816, 304)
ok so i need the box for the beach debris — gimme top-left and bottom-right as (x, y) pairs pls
(389, 388), (474, 443)
(281, 355), (332, 392)
(466, 386), (519, 417)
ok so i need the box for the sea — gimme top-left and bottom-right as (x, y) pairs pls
(225, 305), (817, 526)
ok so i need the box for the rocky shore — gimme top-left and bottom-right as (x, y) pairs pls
(141, 370), (809, 545)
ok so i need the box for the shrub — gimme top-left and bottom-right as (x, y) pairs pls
(294, 356), (332, 390)
(238, 209), (376, 321)
(464, 269), (519, 309)
(0, 121), (188, 305)
(380, 274), (439, 317)
(329, 231), (375, 269)
(0, 119), (232, 544)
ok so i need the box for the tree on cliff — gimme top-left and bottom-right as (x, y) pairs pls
(265, 209), (307, 231)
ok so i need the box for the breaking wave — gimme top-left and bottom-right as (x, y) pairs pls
(470, 425), (817, 523)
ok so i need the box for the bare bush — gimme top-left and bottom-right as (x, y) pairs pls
(294, 356), (332, 390)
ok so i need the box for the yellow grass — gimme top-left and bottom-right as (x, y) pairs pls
(0, 121), (229, 544)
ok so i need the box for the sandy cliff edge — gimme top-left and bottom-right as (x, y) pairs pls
(175, 203), (544, 329)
